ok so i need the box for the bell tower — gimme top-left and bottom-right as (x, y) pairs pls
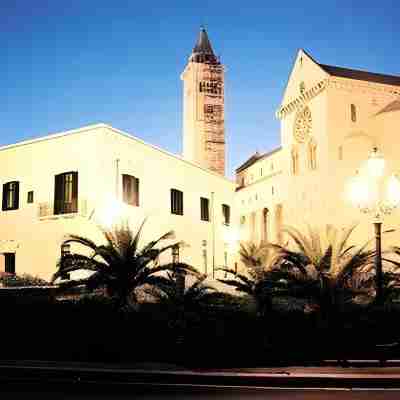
(181, 28), (225, 176)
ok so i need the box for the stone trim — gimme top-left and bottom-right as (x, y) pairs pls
(276, 79), (327, 119)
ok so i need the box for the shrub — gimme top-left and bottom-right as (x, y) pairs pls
(0, 272), (49, 287)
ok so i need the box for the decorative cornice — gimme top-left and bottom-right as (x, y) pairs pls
(327, 78), (400, 97)
(276, 79), (327, 120)
(276, 76), (400, 120)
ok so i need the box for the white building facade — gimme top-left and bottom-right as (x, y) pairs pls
(0, 124), (235, 279)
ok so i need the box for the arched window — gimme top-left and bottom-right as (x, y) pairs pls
(308, 139), (317, 170)
(275, 204), (283, 244)
(291, 147), (299, 175)
(351, 104), (357, 122)
(250, 212), (256, 242)
(261, 208), (269, 243)
(338, 145), (343, 160)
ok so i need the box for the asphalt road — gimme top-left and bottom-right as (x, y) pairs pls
(2, 386), (400, 400)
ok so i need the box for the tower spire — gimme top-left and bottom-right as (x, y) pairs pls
(190, 27), (219, 64)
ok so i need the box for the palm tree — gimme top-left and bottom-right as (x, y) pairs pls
(145, 271), (217, 312)
(270, 224), (376, 314)
(217, 242), (288, 317)
(52, 220), (198, 308)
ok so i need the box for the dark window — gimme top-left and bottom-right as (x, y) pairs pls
(2, 181), (19, 211)
(171, 189), (183, 215)
(351, 104), (357, 122)
(122, 174), (139, 206)
(27, 191), (34, 204)
(54, 172), (78, 215)
(4, 253), (15, 274)
(222, 204), (230, 225)
(200, 197), (210, 221)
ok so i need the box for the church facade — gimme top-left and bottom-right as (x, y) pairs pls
(1, 29), (400, 279)
(237, 49), (400, 249)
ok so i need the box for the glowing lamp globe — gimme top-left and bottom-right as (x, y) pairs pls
(366, 147), (385, 179)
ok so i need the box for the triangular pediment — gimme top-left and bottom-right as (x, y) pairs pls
(280, 49), (328, 107)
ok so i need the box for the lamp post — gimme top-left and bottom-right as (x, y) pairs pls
(347, 147), (400, 304)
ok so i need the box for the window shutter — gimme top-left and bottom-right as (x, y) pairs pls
(134, 177), (139, 206)
(14, 181), (19, 210)
(54, 174), (63, 214)
(2, 183), (7, 211)
(122, 174), (129, 204)
(72, 172), (78, 212)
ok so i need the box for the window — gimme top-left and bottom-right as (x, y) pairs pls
(308, 140), (317, 170)
(250, 212), (256, 242)
(2, 181), (19, 211)
(54, 172), (78, 215)
(275, 204), (283, 244)
(171, 189), (183, 215)
(351, 104), (357, 122)
(260, 168), (263, 177)
(338, 145), (343, 160)
(299, 81), (306, 95)
(4, 253), (15, 274)
(291, 147), (299, 175)
(272, 186), (275, 195)
(27, 191), (34, 204)
(122, 174), (139, 206)
(200, 197), (210, 221)
(261, 208), (269, 243)
(222, 204), (230, 225)
(240, 215), (246, 225)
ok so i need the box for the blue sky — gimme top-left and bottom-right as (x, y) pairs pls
(1, 1), (399, 177)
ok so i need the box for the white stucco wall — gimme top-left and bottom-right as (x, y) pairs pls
(0, 124), (236, 280)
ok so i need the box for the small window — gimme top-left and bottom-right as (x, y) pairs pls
(260, 168), (263, 177)
(351, 104), (357, 122)
(308, 140), (317, 170)
(240, 215), (246, 225)
(2, 181), (19, 211)
(200, 197), (210, 222)
(222, 204), (230, 225)
(27, 191), (34, 204)
(122, 174), (139, 206)
(171, 189), (183, 215)
(338, 146), (343, 160)
(272, 186), (274, 195)
(291, 148), (299, 175)
(4, 253), (15, 274)
(261, 208), (269, 243)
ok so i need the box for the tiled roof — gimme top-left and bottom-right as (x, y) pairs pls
(320, 64), (400, 87)
(235, 147), (282, 173)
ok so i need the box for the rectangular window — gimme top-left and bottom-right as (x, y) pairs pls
(4, 253), (15, 274)
(222, 204), (230, 225)
(351, 104), (357, 122)
(27, 191), (34, 204)
(171, 189), (183, 215)
(2, 181), (19, 211)
(54, 172), (78, 215)
(122, 174), (139, 206)
(200, 197), (210, 221)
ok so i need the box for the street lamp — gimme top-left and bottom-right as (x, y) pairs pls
(347, 147), (400, 304)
